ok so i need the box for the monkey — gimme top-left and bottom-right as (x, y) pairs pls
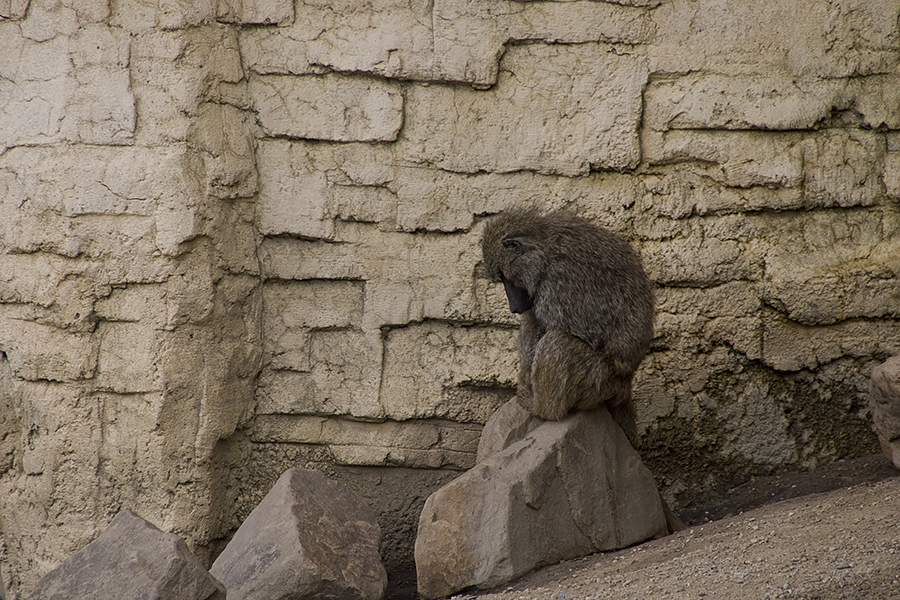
(480, 207), (655, 448)
(481, 208), (689, 534)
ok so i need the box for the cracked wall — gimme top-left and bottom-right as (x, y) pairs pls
(2, 0), (900, 596)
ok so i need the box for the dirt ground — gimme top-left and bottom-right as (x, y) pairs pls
(390, 454), (900, 600)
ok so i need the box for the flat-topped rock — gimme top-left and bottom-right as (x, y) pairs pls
(211, 467), (387, 600)
(415, 404), (668, 599)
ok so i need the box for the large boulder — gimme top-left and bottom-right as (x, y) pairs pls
(210, 467), (387, 600)
(869, 355), (900, 469)
(415, 402), (668, 599)
(27, 510), (224, 600)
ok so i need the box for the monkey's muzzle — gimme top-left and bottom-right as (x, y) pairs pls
(502, 279), (534, 314)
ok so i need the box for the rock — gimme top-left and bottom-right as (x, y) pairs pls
(26, 510), (225, 600)
(415, 404), (668, 599)
(475, 395), (543, 463)
(869, 356), (900, 469)
(249, 74), (403, 142)
(210, 467), (387, 600)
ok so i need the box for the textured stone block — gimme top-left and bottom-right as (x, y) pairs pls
(262, 280), (364, 371)
(95, 322), (161, 393)
(59, 65), (134, 145)
(0, 252), (110, 334)
(250, 74), (403, 142)
(190, 103), (258, 200)
(403, 43), (647, 175)
(263, 279), (363, 330)
(240, 0), (436, 79)
(0, 0), (29, 19)
(110, 0), (217, 33)
(654, 283), (763, 362)
(761, 313), (900, 372)
(0, 318), (97, 382)
(643, 130), (804, 188)
(210, 467), (386, 600)
(381, 321), (517, 422)
(648, 0), (899, 78)
(217, 0), (294, 24)
(638, 169), (804, 217)
(761, 274), (900, 327)
(26, 510), (224, 600)
(255, 330), (384, 419)
(254, 140), (335, 238)
(153, 150), (206, 256)
(252, 415), (481, 469)
(800, 130), (883, 208)
(645, 74), (840, 131)
(642, 236), (752, 287)
(240, 0), (654, 86)
(0, 35), (74, 149)
(0, 146), (166, 221)
(761, 209), (900, 322)
(433, 0), (655, 85)
(646, 73), (900, 133)
(130, 27), (244, 145)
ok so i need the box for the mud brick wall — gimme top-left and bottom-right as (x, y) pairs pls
(1, 0), (899, 596)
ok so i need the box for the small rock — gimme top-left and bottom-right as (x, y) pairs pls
(868, 355), (900, 469)
(210, 467), (387, 600)
(415, 404), (667, 599)
(27, 510), (224, 600)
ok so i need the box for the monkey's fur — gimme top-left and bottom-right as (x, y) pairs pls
(481, 207), (654, 447)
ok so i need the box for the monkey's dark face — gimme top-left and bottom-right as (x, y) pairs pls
(497, 238), (535, 313)
(502, 278), (533, 313)
(480, 210), (544, 314)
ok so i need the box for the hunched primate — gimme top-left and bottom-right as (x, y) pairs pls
(480, 207), (655, 447)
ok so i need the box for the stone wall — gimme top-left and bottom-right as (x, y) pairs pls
(1, 0), (899, 596)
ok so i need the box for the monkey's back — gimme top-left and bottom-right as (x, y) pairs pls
(533, 212), (654, 373)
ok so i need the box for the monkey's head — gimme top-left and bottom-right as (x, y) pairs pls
(480, 208), (547, 314)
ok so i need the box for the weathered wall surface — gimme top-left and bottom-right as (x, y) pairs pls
(1, 0), (899, 596)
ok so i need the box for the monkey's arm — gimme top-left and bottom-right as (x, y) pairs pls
(515, 311), (541, 411)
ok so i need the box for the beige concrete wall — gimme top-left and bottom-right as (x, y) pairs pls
(1, 0), (899, 595)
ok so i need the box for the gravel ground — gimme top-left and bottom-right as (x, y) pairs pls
(453, 470), (900, 600)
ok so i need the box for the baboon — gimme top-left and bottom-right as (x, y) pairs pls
(480, 207), (654, 447)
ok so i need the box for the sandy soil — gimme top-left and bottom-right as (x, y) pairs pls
(388, 454), (900, 600)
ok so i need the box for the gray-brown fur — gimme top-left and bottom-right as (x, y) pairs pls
(480, 207), (654, 446)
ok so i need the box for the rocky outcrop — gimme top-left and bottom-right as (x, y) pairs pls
(869, 356), (900, 469)
(26, 511), (224, 600)
(210, 467), (387, 600)
(415, 401), (668, 599)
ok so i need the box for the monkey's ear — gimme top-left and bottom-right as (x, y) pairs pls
(501, 237), (535, 253)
